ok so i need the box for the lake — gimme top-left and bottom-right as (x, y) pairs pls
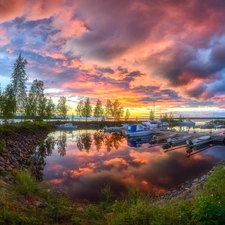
(39, 120), (225, 203)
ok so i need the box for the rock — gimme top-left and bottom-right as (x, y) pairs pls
(0, 156), (4, 161)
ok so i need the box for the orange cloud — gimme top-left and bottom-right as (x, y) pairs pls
(0, 0), (27, 23)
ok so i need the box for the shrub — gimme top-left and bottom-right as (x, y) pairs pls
(15, 170), (40, 196)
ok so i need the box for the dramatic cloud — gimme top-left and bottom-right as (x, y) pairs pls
(1, 0), (225, 115)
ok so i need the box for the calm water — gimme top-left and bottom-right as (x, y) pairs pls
(39, 120), (225, 202)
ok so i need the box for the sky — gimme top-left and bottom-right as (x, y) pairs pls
(1, 0), (225, 117)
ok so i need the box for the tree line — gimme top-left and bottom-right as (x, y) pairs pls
(0, 54), (130, 121)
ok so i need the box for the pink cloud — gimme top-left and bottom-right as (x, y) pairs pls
(25, 0), (66, 21)
(0, 26), (9, 46)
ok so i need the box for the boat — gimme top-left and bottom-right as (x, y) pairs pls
(177, 118), (195, 127)
(127, 135), (152, 147)
(125, 124), (153, 137)
(200, 121), (216, 129)
(142, 120), (169, 128)
(104, 126), (124, 133)
(142, 120), (159, 128)
(167, 134), (192, 145)
(186, 135), (212, 148)
(56, 123), (78, 130)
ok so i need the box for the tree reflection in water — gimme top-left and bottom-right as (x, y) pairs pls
(29, 136), (55, 181)
(56, 132), (67, 156)
(104, 132), (124, 152)
(77, 131), (125, 152)
(77, 131), (92, 153)
(31, 130), (125, 181)
(93, 131), (104, 151)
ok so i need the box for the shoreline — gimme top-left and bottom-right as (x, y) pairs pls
(155, 159), (225, 202)
(0, 123), (224, 204)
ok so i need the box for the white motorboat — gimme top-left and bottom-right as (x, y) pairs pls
(167, 134), (192, 145)
(56, 123), (78, 130)
(125, 124), (153, 137)
(186, 135), (212, 147)
(142, 120), (159, 128)
(142, 120), (169, 129)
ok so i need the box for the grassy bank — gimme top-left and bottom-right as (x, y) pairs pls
(0, 164), (225, 225)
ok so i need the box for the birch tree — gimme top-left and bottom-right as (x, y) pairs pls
(57, 96), (67, 119)
(93, 99), (104, 120)
(82, 98), (92, 121)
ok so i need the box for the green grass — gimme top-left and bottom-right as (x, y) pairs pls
(0, 164), (225, 224)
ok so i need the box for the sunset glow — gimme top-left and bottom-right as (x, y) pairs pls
(1, 0), (225, 116)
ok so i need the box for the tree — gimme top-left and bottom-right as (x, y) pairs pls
(82, 98), (92, 121)
(1, 84), (17, 118)
(57, 96), (67, 119)
(169, 112), (174, 122)
(0, 85), (3, 114)
(38, 96), (48, 118)
(11, 54), (28, 113)
(76, 100), (84, 120)
(111, 99), (124, 121)
(93, 99), (104, 120)
(104, 99), (112, 119)
(125, 108), (130, 121)
(149, 108), (154, 120)
(24, 79), (45, 117)
(162, 113), (168, 122)
(178, 114), (184, 122)
(46, 97), (55, 118)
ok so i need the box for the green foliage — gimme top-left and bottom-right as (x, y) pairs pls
(150, 199), (192, 225)
(11, 53), (28, 113)
(149, 108), (154, 120)
(0, 206), (39, 225)
(76, 100), (84, 119)
(46, 194), (73, 223)
(46, 97), (55, 118)
(82, 98), (92, 121)
(57, 96), (68, 119)
(15, 170), (40, 196)
(1, 84), (17, 118)
(110, 187), (152, 225)
(191, 193), (225, 225)
(105, 99), (124, 121)
(191, 166), (225, 225)
(71, 216), (82, 225)
(83, 204), (102, 220)
(178, 114), (184, 122)
(99, 183), (114, 211)
(94, 99), (104, 120)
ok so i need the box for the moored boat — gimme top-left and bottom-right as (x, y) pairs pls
(167, 134), (192, 145)
(104, 126), (124, 133)
(186, 135), (212, 147)
(127, 135), (152, 147)
(125, 124), (153, 137)
(56, 123), (78, 130)
(142, 120), (169, 128)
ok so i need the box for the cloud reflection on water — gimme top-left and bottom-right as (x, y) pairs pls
(42, 130), (225, 202)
